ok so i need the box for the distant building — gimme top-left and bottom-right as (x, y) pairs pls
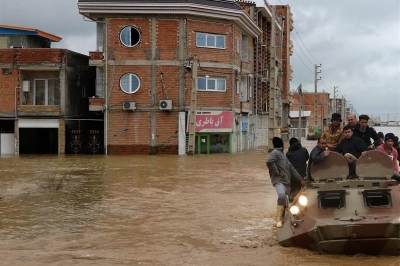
(290, 91), (330, 133)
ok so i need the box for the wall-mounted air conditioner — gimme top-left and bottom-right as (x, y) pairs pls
(22, 80), (30, 92)
(123, 101), (136, 111)
(159, 99), (172, 111)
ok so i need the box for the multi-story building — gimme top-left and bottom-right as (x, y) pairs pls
(0, 24), (98, 155)
(78, 0), (292, 155)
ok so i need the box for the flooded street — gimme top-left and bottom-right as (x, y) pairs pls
(1, 141), (400, 265)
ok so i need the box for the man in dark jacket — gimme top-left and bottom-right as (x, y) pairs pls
(308, 137), (330, 181)
(336, 124), (367, 177)
(353, 114), (379, 150)
(266, 137), (305, 228)
(286, 137), (309, 197)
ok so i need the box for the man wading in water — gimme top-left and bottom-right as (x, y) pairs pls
(266, 137), (306, 228)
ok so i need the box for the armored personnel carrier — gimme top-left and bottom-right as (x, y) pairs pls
(278, 150), (400, 255)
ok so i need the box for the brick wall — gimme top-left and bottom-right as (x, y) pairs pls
(157, 19), (179, 61)
(109, 18), (151, 61)
(108, 111), (151, 154)
(0, 69), (19, 115)
(107, 16), (255, 154)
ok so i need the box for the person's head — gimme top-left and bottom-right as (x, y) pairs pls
(331, 113), (342, 126)
(343, 124), (353, 139)
(358, 114), (370, 130)
(394, 136), (399, 148)
(272, 137), (284, 148)
(317, 137), (327, 150)
(347, 114), (357, 126)
(384, 133), (395, 148)
(289, 137), (299, 146)
(378, 131), (384, 140)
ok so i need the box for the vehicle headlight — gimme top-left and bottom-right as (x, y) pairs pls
(289, 205), (299, 215)
(298, 195), (308, 206)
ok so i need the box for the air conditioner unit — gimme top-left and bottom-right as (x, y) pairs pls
(159, 99), (172, 111)
(261, 78), (268, 83)
(123, 101), (136, 111)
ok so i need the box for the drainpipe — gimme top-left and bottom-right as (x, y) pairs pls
(104, 19), (109, 154)
(255, 36), (259, 147)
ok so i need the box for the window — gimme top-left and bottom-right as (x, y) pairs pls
(363, 190), (391, 208)
(196, 33), (225, 49)
(120, 26), (141, 47)
(198, 77), (226, 92)
(120, 73), (141, 94)
(241, 35), (248, 61)
(34, 79), (60, 105)
(240, 76), (248, 102)
(318, 191), (346, 209)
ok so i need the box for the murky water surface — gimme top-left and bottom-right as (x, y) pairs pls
(0, 140), (399, 265)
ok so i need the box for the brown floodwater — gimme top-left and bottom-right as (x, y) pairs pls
(0, 142), (399, 265)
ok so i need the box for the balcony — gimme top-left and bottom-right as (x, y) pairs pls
(89, 51), (104, 67)
(17, 105), (60, 116)
(89, 97), (104, 112)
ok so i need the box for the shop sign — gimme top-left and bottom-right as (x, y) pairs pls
(188, 111), (233, 132)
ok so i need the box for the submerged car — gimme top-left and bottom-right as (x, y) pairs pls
(278, 150), (400, 255)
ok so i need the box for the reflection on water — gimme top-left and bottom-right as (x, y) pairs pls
(0, 150), (399, 265)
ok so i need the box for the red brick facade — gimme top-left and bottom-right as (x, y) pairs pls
(105, 17), (255, 154)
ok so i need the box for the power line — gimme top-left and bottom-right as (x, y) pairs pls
(291, 34), (315, 66)
(293, 49), (313, 75)
(293, 29), (319, 63)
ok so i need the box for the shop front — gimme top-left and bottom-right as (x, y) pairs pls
(189, 111), (234, 154)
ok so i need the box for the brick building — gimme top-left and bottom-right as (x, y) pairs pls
(78, 0), (293, 154)
(0, 24), (98, 155)
(290, 91), (331, 134)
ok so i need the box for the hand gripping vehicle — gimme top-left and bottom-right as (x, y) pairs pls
(278, 150), (400, 255)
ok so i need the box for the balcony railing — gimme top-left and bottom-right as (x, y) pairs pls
(89, 51), (104, 67)
(89, 97), (104, 112)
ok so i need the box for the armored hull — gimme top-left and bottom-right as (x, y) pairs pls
(278, 150), (400, 255)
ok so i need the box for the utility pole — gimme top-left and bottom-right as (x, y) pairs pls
(187, 56), (198, 155)
(314, 64), (321, 134)
(341, 95), (345, 123)
(268, 6), (276, 152)
(297, 84), (302, 143)
(333, 86), (338, 114)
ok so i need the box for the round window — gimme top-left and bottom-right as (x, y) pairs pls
(120, 73), (141, 94)
(120, 26), (141, 47)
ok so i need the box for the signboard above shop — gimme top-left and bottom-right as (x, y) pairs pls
(187, 111), (234, 133)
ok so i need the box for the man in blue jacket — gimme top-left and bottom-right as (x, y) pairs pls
(266, 137), (306, 228)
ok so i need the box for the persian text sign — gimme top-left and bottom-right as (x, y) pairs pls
(188, 111), (233, 133)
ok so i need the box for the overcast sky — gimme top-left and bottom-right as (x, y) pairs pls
(0, 0), (399, 121)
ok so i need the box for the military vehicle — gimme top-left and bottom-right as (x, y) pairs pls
(278, 150), (400, 255)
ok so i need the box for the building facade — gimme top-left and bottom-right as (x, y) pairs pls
(0, 25), (98, 155)
(78, 0), (292, 155)
(291, 91), (330, 134)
